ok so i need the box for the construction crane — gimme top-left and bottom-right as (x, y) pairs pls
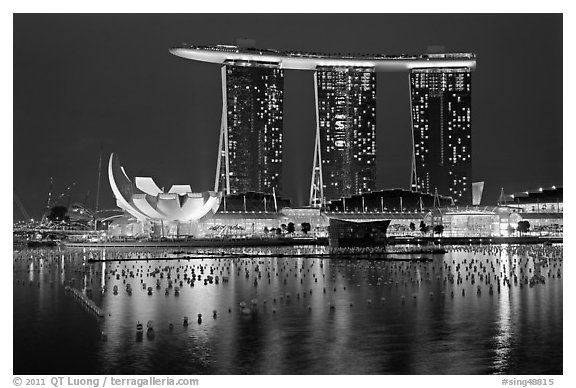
(13, 191), (31, 221)
(50, 182), (76, 208)
(94, 148), (103, 232)
(45, 176), (54, 209)
(45, 178), (75, 209)
(84, 190), (91, 207)
(95, 147), (103, 213)
(41, 181), (77, 224)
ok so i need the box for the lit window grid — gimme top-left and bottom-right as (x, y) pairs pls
(410, 68), (472, 203)
(316, 67), (376, 200)
(223, 65), (284, 195)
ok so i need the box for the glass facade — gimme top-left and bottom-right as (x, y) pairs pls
(439, 212), (500, 237)
(316, 66), (376, 201)
(224, 61), (284, 195)
(410, 68), (472, 204)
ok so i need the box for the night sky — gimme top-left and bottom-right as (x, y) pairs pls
(13, 14), (563, 220)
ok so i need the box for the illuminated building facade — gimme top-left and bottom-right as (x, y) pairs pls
(410, 68), (472, 204)
(499, 186), (563, 213)
(108, 153), (221, 223)
(218, 61), (284, 195)
(312, 66), (376, 203)
(170, 44), (476, 207)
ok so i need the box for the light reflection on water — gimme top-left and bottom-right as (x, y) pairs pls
(494, 249), (513, 372)
(13, 245), (562, 375)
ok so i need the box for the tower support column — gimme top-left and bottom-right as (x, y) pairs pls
(408, 72), (418, 191)
(309, 71), (324, 208)
(215, 65), (230, 194)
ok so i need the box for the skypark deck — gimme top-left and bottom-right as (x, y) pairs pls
(169, 44), (477, 72)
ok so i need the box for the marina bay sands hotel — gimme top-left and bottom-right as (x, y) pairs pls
(170, 40), (476, 206)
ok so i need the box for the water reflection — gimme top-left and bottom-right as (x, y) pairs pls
(13, 244), (562, 375)
(494, 248), (513, 373)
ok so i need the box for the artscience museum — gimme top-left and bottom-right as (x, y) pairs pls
(108, 153), (221, 237)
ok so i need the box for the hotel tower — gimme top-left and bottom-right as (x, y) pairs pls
(170, 42), (476, 206)
(409, 68), (472, 204)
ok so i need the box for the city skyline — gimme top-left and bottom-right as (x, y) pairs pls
(8, 10), (568, 380)
(13, 14), (562, 219)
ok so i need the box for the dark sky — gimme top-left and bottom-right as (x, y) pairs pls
(13, 14), (563, 220)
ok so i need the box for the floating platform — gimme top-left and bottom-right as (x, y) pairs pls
(27, 240), (58, 248)
(64, 237), (325, 248)
(64, 235), (561, 249)
(84, 248), (445, 263)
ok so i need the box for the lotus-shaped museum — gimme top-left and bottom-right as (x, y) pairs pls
(108, 153), (221, 222)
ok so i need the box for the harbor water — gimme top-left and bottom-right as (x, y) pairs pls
(13, 244), (562, 375)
